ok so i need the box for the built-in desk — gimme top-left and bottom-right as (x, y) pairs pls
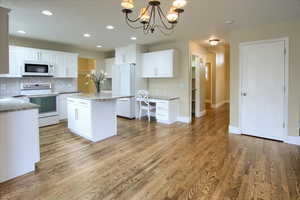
(138, 96), (179, 124)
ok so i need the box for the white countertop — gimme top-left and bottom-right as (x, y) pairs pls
(68, 93), (133, 101)
(0, 98), (39, 113)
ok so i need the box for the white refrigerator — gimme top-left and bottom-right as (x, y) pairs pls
(112, 63), (136, 119)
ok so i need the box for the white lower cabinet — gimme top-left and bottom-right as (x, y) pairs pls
(67, 99), (92, 140)
(155, 100), (178, 124)
(67, 97), (117, 142)
(58, 93), (79, 120)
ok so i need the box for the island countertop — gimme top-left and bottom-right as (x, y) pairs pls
(67, 93), (134, 101)
(0, 98), (39, 113)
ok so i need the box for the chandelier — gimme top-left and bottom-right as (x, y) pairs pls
(121, 0), (187, 35)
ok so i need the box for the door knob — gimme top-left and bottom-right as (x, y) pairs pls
(241, 92), (247, 96)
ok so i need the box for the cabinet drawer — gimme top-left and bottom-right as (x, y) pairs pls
(156, 102), (169, 109)
(77, 100), (91, 107)
(156, 113), (169, 120)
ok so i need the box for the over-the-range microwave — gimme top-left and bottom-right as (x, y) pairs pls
(22, 61), (54, 77)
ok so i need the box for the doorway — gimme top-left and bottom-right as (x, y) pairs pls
(191, 54), (201, 118)
(77, 58), (96, 93)
(240, 38), (288, 141)
(205, 62), (212, 109)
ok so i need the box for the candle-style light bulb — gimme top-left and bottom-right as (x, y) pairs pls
(121, 0), (134, 9)
(140, 7), (150, 22)
(172, 0), (187, 8)
(167, 7), (178, 22)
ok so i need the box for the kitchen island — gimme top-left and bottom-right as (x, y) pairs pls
(67, 93), (133, 142)
(0, 98), (40, 183)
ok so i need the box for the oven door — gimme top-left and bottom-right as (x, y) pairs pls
(29, 96), (58, 117)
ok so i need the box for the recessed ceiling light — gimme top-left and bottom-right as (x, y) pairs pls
(17, 30), (26, 34)
(96, 45), (103, 48)
(209, 39), (220, 46)
(83, 33), (91, 37)
(224, 20), (234, 24)
(106, 25), (115, 30)
(130, 37), (137, 40)
(41, 10), (53, 16)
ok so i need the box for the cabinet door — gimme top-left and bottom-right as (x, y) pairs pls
(41, 50), (56, 64)
(67, 100), (77, 130)
(58, 94), (69, 120)
(68, 54), (78, 78)
(77, 105), (91, 138)
(8, 46), (23, 77)
(115, 47), (125, 65)
(141, 53), (156, 77)
(54, 53), (66, 77)
(156, 50), (174, 77)
(105, 58), (114, 78)
(125, 45), (136, 64)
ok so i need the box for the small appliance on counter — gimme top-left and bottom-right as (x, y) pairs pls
(20, 83), (59, 127)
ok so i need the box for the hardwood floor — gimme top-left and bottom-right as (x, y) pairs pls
(1, 105), (300, 200)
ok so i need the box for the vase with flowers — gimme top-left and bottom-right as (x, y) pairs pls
(86, 70), (107, 93)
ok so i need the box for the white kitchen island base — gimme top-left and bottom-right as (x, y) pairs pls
(67, 93), (130, 142)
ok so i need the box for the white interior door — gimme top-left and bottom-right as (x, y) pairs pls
(240, 39), (286, 141)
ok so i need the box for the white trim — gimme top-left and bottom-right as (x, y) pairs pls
(211, 100), (229, 109)
(177, 116), (191, 123)
(284, 136), (300, 146)
(199, 110), (206, 117)
(239, 37), (289, 140)
(228, 125), (242, 134)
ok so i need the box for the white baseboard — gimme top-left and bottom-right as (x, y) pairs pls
(228, 125), (242, 134)
(177, 116), (191, 123)
(284, 136), (300, 146)
(211, 100), (229, 109)
(199, 110), (206, 117)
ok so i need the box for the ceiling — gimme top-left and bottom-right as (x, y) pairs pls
(1, 0), (300, 52)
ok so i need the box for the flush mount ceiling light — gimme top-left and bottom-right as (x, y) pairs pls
(41, 10), (53, 16)
(96, 45), (103, 48)
(130, 36), (137, 40)
(83, 33), (91, 37)
(121, 0), (187, 35)
(209, 39), (220, 46)
(17, 30), (26, 34)
(224, 20), (234, 24)
(106, 25), (115, 30)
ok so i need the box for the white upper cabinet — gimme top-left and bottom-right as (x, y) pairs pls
(142, 49), (176, 78)
(105, 58), (115, 78)
(0, 8), (9, 74)
(5, 45), (78, 78)
(115, 45), (137, 65)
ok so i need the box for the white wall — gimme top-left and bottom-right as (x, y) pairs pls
(229, 19), (300, 137)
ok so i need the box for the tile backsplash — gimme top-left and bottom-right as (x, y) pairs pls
(0, 78), (77, 96)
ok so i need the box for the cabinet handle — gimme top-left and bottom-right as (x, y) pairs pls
(75, 108), (78, 120)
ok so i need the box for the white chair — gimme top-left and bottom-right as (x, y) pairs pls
(135, 90), (156, 122)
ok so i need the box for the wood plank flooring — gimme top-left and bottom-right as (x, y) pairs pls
(1, 105), (300, 200)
